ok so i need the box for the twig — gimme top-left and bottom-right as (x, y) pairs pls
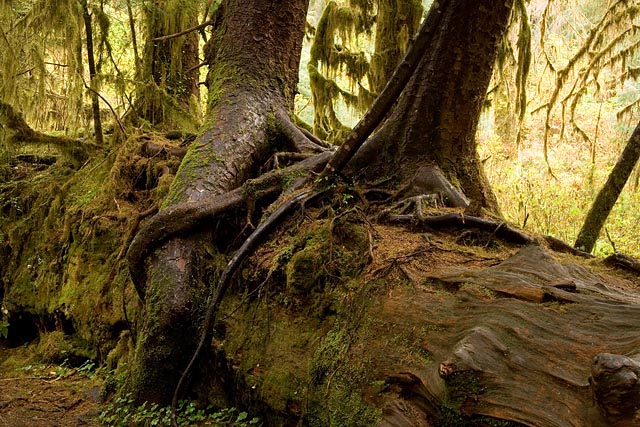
(604, 227), (617, 253)
(83, 83), (127, 137)
(154, 20), (213, 42)
(384, 213), (535, 245)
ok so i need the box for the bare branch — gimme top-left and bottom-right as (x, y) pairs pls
(153, 19), (212, 42)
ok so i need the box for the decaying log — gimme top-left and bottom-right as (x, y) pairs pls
(604, 253), (640, 274)
(417, 245), (640, 426)
(0, 100), (91, 165)
(589, 353), (640, 421)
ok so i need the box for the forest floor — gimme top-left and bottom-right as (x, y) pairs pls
(0, 343), (102, 427)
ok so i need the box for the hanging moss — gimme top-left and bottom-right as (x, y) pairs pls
(308, 0), (423, 142)
(0, 0), (86, 133)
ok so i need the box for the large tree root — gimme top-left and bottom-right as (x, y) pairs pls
(126, 151), (331, 297)
(169, 187), (325, 427)
(384, 211), (535, 245)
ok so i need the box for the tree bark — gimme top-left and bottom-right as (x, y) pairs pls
(574, 120), (640, 253)
(350, 0), (513, 214)
(129, 0), (310, 404)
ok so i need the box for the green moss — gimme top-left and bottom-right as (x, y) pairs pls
(445, 371), (483, 410)
(286, 247), (324, 294)
(306, 323), (381, 427)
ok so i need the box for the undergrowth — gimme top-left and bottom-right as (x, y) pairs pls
(478, 107), (640, 258)
(99, 395), (261, 427)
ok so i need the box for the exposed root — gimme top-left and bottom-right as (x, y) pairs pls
(275, 109), (330, 153)
(263, 151), (314, 170)
(299, 126), (332, 149)
(384, 212), (535, 245)
(127, 151), (331, 297)
(170, 187), (326, 427)
(376, 194), (443, 221)
(106, 204), (158, 286)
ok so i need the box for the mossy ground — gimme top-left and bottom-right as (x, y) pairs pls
(0, 131), (184, 362)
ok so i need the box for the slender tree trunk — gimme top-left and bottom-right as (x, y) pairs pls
(80, 0), (103, 145)
(574, 121), (640, 252)
(129, 0), (309, 404)
(126, 0), (142, 80)
(352, 0), (513, 214)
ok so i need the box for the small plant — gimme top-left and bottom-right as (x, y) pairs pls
(0, 319), (8, 339)
(77, 359), (96, 378)
(99, 395), (261, 427)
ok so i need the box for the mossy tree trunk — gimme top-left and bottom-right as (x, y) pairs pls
(352, 0), (513, 214)
(131, 0), (201, 129)
(574, 119), (640, 253)
(369, 0), (422, 95)
(129, 0), (310, 404)
(79, 0), (103, 146)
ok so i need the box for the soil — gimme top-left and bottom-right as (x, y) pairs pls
(0, 344), (102, 427)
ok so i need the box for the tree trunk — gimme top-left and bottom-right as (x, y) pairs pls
(129, 0), (309, 404)
(80, 0), (103, 146)
(131, 0), (201, 129)
(574, 120), (640, 253)
(369, 0), (422, 95)
(352, 0), (513, 214)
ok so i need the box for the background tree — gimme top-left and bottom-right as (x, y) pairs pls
(575, 120), (640, 252)
(127, 0), (202, 130)
(347, 0), (515, 212)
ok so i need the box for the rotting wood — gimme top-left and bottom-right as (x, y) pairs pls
(604, 253), (640, 274)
